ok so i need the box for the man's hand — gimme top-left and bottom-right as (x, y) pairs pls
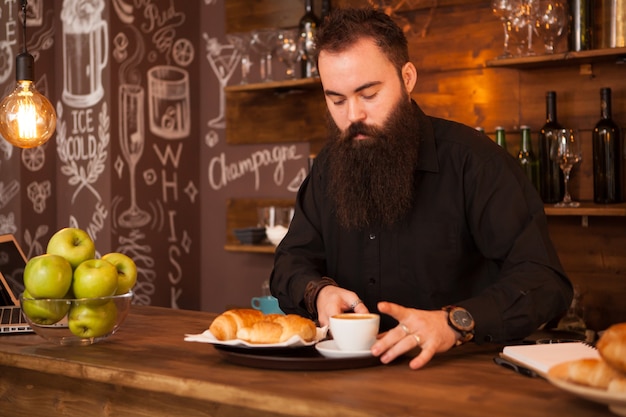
(371, 301), (459, 370)
(316, 285), (369, 327)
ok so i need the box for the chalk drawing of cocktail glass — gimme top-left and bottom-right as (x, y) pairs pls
(250, 28), (278, 82)
(147, 66), (190, 139)
(205, 36), (240, 129)
(61, 0), (108, 107)
(118, 84), (151, 229)
(226, 32), (252, 85)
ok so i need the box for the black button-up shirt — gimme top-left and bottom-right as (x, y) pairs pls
(270, 103), (572, 343)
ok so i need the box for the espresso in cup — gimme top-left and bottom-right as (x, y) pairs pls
(329, 313), (380, 351)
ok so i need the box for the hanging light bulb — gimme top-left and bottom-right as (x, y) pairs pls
(0, 0), (56, 149)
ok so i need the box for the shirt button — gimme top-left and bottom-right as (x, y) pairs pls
(368, 278), (376, 285)
(369, 233), (376, 240)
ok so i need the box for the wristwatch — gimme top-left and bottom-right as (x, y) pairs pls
(442, 305), (475, 345)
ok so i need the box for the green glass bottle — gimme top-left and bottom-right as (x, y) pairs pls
(495, 126), (507, 151)
(518, 126), (540, 192)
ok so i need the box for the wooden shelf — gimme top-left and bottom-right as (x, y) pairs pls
(544, 202), (626, 216)
(224, 77), (321, 93)
(486, 47), (626, 69)
(225, 77), (326, 146)
(224, 243), (276, 254)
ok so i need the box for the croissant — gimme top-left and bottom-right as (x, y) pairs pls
(209, 309), (264, 340)
(565, 358), (622, 389)
(209, 309), (316, 344)
(597, 323), (626, 373)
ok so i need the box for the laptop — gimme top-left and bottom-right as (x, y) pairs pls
(0, 234), (33, 334)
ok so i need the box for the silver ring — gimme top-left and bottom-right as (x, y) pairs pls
(413, 334), (422, 346)
(399, 323), (411, 335)
(349, 299), (363, 310)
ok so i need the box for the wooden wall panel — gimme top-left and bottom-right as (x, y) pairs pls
(548, 217), (626, 331)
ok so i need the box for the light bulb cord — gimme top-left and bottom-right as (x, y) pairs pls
(16, 0), (34, 82)
(21, 0), (27, 54)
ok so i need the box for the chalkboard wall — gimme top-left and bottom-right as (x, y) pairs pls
(0, 0), (308, 312)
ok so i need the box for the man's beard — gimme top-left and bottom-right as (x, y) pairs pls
(326, 96), (420, 230)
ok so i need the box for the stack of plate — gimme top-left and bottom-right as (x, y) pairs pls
(233, 227), (267, 245)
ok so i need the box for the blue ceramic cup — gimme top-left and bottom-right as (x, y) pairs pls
(251, 296), (284, 314)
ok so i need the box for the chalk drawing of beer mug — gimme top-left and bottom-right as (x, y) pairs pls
(61, 18), (108, 107)
(147, 66), (191, 140)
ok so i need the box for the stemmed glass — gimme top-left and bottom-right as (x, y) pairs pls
(275, 29), (301, 79)
(491, 0), (516, 58)
(550, 129), (583, 208)
(509, 0), (537, 56)
(250, 28), (278, 82)
(226, 32), (253, 84)
(533, 0), (567, 54)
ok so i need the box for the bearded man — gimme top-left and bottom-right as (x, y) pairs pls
(270, 7), (572, 370)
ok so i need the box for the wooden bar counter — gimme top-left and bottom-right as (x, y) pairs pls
(0, 306), (613, 416)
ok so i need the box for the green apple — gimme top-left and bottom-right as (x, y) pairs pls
(21, 290), (70, 325)
(46, 227), (96, 270)
(72, 259), (119, 299)
(68, 300), (118, 338)
(102, 252), (137, 295)
(23, 253), (73, 298)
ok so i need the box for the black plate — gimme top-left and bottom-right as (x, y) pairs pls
(213, 344), (381, 371)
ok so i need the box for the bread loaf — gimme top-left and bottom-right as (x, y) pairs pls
(209, 309), (317, 344)
(597, 323), (626, 373)
(608, 377), (626, 394)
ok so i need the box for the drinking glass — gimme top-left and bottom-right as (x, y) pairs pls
(275, 29), (301, 79)
(250, 28), (278, 82)
(533, 0), (567, 54)
(226, 32), (252, 84)
(509, 0), (537, 56)
(491, 0), (516, 58)
(550, 129), (582, 208)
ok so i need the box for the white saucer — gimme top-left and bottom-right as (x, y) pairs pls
(315, 340), (373, 359)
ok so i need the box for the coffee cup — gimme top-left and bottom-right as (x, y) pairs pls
(329, 313), (380, 351)
(251, 296), (284, 315)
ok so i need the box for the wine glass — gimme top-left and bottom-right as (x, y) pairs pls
(509, 0), (536, 56)
(550, 128), (582, 208)
(275, 29), (301, 79)
(491, 0), (516, 59)
(226, 32), (253, 84)
(250, 28), (278, 82)
(533, 0), (567, 54)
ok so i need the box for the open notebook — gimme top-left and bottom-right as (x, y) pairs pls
(500, 342), (600, 378)
(0, 234), (32, 334)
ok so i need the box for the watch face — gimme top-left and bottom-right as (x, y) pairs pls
(451, 309), (474, 331)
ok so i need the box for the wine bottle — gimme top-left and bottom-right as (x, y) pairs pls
(592, 87), (623, 203)
(299, 0), (320, 78)
(538, 91), (564, 204)
(321, 0), (331, 21)
(569, 0), (593, 51)
(495, 126), (508, 151)
(518, 126), (540, 192)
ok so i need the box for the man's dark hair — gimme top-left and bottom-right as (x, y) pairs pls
(314, 7), (409, 75)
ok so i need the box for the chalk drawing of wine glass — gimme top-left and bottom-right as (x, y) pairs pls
(118, 84), (151, 229)
(226, 32), (252, 84)
(204, 34), (240, 129)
